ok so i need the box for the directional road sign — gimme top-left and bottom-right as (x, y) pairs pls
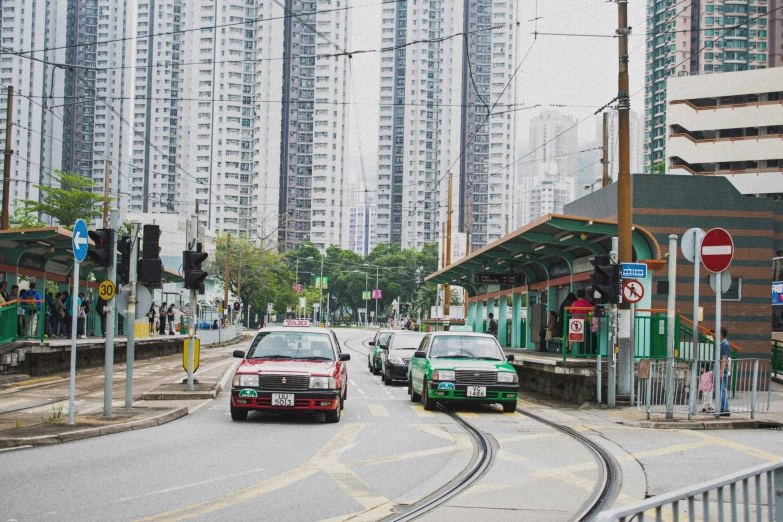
(701, 228), (734, 273)
(681, 227), (705, 263)
(72, 219), (88, 262)
(620, 262), (647, 280)
(622, 279), (644, 304)
(709, 270), (731, 294)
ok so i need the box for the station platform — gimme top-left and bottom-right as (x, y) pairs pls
(505, 349), (600, 404)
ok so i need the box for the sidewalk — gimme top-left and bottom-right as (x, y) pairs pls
(517, 380), (783, 430)
(0, 341), (245, 448)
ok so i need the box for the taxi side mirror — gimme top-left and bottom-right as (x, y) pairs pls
(233, 350), (245, 358)
(380, 344), (388, 350)
(368, 341), (376, 346)
(413, 351), (426, 359)
(506, 354), (515, 362)
(339, 353), (351, 362)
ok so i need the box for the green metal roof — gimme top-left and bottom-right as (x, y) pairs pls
(425, 214), (661, 295)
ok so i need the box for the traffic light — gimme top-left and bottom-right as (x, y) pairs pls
(87, 229), (115, 268)
(117, 236), (132, 285)
(183, 250), (208, 291)
(589, 254), (621, 305)
(138, 224), (162, 286)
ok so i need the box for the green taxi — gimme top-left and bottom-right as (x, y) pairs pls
(367, 329), (394, 375)
(408, 332), (519, 412)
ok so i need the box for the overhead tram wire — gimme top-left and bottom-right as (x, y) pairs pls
(0, 0), (409, 58)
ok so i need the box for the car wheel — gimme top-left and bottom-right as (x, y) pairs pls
(384, 369), (392, 385)
(372, 363), (380, 376)
(502, 401), (517, 413)
(410, 379), (420, 402)
(421, 380), (436, 411)
(325, 399), (342, 423)
(368, 358), (373, 372)
(230, 402), (248, 421)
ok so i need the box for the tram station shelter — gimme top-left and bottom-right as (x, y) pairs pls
(426, 175), (781, 358)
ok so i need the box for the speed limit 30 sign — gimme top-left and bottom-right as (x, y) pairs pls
(99, 280), (116, 301)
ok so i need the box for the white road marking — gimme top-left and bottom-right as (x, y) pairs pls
(0, 445), (32, 452)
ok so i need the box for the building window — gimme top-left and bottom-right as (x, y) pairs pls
(722, 277), (742, 302)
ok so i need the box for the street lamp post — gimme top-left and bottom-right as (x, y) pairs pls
(365, 272), (369, 327)
(584, 178), (602, 193)
(295, 256), (313, 319)
(319, 254), (324, 325)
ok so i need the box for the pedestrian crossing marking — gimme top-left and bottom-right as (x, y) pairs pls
(409, 405), (435, 417)
(367, 404), (389, 417)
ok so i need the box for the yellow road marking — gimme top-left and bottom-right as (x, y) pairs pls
(137, 423), (368, 522)
(367, 404), (389, 417)
(457, 411), (478, 418)
(618, 441), (712, 463)
(685, 430), (783, 463)
(348, 425), (470, 468)
(409, 405), (435, 418)
(9, 376), (61, 387)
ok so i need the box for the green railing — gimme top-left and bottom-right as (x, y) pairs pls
(0, 303), (17, 345)
(502, 319), (527, 348)
(773, 340), (783, 376)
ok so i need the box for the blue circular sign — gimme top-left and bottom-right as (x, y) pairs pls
(72, 219), (89, 263)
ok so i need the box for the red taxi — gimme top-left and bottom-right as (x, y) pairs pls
(230, 320), (350, 423)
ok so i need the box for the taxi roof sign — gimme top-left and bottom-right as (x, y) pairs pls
(283, 319), (311, 327)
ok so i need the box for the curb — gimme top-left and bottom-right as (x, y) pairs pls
(138, 384), (221, 401)
(0, 406), (188, 448)
(621, 419), (760, 430)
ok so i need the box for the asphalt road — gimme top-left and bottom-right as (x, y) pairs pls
(2, 328), (783, 522)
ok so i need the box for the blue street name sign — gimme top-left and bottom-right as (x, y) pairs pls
(620, 262), (647, 280)
(72, 219), (89, 263)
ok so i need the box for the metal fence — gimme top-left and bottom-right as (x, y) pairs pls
(194, 324), (242, 346)
(597, 459), (783, 522)
(637, 358), (772, 418)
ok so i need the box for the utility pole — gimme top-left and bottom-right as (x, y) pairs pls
(616, 0), (634, 398)
(125, 221), (140, 408)
(103, 161), (110, 227)
(465, 203), (471, 255)
(187, 214), (197, 391)
(602, 112), (610, 187)
(1, 86), (13, 230)
(444, 173), (452, 319)
(224, 233), (231, 325)
(375, 266), (379, 325)
(237, 247), (242, 325)
(319, 254), (324, 325)
(103, 208), (118, 417)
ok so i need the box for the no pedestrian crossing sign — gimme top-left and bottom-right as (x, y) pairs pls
(701, 228), (734, 273)
(72, 219), (88, 262)
(568, 318), (585, 342)
(622, 279), (644, 304)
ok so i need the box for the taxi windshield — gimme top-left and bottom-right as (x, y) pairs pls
(429, 336), (504, 360)
(378, 332), (393, 346)
(388, 333), (426, 350)
(246, 332), (335, 361)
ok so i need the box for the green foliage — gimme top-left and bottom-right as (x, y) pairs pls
(22, 170), (106, 228)
(651, 162), (665, 174)
(9, 201), (45, 229)
(284, 241), (440, 322)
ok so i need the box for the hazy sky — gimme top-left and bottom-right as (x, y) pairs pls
(342, 0), (648, 187)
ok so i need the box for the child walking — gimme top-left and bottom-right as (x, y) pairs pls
(699, 364), (714, 413)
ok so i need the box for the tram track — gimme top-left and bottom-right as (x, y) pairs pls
(342, 330), (620, 521)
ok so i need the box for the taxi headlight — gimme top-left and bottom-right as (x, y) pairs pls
(497, 372), (518, 383)
(432, 370), (455, 381)
(236, 374), (258, 387)
(310, 376), (337, 389)
(390, 357), (405, 365)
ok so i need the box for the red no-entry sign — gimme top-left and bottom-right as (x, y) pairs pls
(701, 228), (733, 273)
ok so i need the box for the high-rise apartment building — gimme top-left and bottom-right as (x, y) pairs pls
(130, 0), (184, 215)
(374, 1), (465, 250)
(277, 1), (350, 251)
(0, 0), (132, 220)
(644, 0), (780, 170)
(459, 0), (518, 250)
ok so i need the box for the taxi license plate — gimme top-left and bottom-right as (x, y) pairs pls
(271, 393), (295, 406)
(467, 386), (487, 398)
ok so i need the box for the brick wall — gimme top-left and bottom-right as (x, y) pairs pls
(565, 175), (779, 356)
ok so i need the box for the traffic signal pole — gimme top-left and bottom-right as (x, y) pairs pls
(187, 215), (197, 391)
(125, 221), (140, 408)
(104, 209), (118, 417)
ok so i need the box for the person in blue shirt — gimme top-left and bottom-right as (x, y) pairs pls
(26, 282), (42, 337)
(719, 327), (731, 416)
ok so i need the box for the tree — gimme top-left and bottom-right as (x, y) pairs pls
(651, 162), (665, 174)
(22, 170), (105, 227)
(9, 201), (44, 229)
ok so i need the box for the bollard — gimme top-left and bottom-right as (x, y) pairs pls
(751, 359), (758, 420)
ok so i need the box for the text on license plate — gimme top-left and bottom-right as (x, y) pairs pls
(467, 386), (487, 398)
(271, 393), (295, 406)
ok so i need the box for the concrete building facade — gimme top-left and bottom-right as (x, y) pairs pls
(665, 66), (783, 196)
